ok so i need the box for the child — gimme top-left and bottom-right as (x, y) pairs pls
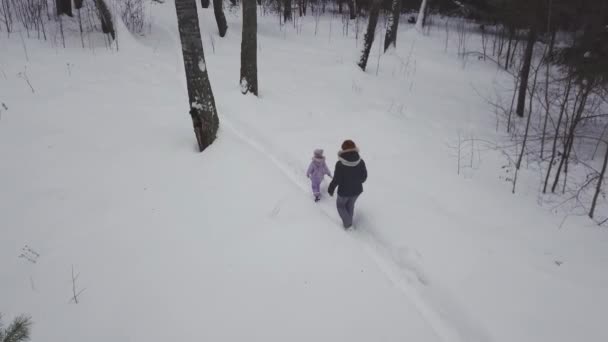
(307, 149), (332, 202)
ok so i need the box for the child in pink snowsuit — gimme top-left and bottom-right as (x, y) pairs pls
(307, 149), (332, 202)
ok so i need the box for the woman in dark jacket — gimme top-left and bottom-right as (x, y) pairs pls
(328, 140), (367, 229)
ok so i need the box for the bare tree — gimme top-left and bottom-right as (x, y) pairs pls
(590, 141), (608, 218)
(515, 27), (536, 117)
(2, 0), (13, 34)
(174, 0), (220, 151)
(284, 0), (292, 21)
(346, 0), (355, 20)
(357, 0), (380, 71)
(543, 76), (572, 193)
(56, 0), (73, 17)
(213, 0), (227, 37)
(384, 0), (401, 51)
(241, 0), (258, 95)
(512, 56), (541, 193)
(95, 0), (116, 40)
(415, 0), (428, 31)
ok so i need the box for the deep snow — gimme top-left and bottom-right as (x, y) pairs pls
(1, 2), (608, 342)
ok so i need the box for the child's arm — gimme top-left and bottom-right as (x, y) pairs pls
(324, 162), (332, 178)
(306, 162), (314, 178)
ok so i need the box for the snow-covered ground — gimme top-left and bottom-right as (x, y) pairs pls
(2, 3), (608, 342)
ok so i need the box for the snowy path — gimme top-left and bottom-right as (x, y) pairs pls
(222, 116), (487, 342)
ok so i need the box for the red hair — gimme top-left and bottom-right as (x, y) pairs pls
(341, 140), (356, 151)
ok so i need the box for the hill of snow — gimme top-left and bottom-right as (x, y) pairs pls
(1, 3), (607, 342)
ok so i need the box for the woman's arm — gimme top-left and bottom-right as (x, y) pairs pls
(360, 160), (367, 183)
(328, 163), (340, 195)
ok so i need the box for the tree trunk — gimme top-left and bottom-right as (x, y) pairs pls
(540, 30), (556, 159)
(95, 0), (115, 40)
(551, 85), (591, 193)
(513, 55), (540, 193)
(3, 0), (12, 34)
(415, 0), (428, 31)
(504, 28), (513, 69)
(422, 0), (431, 27)
(284, 0), (292, 21)
(241, 0), (258, 96)
(384, 0), (401, 51)
(543, 77), (572, 193)
(213, 0), (228, 37)
(356, 0), (363, 15)
(174, 0), (220, 152)
(515, 27), (537, 117)
(346, 0), (356, 19)
(590, 142), (608, 219)
(201, 0), (210, 8)
(357, 0), (381, 71)
(56, 0), (73, 17)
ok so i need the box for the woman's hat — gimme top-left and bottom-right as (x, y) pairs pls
(341, 140), (356, 151)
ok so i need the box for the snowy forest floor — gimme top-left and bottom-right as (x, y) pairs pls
(1, 3), (608, 342)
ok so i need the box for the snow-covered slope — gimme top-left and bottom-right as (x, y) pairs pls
(1, 3), (607, 342)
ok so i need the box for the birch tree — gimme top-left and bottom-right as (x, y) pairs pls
(415, 0), (428, 31)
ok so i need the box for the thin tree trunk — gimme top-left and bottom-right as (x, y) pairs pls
(552, 84), (591, 193)
(497, 27), (505, 59)
(241, 0), (258, 95)
(357, 0), (380, 71)
(3, 0), (12, 34)
(174, 0), (220, 152)
(346, 0), (355, 19)
(56, 0), (73, 17)
(422, 0), (431, 27)
(509, 38), (519, 69)
(543, 76), (572, 193)
(284, 0), (292, 21)
(415, 0), (428, 31)
(515, 27), (536, 117)
(590, 142), (608, 219)
(201, 0), (210, 8)
(504, 28), (513, 69)
(95, 0), (115, 40)
(513, 59), (540, 193)
(77, 7), (84, 48)
(355, 0), (363, 16)
(213, 0), (228, 37)
(540, 30), (556, 159)
(384, 0), (401, 52)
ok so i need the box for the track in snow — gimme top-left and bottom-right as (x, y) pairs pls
(221, 116), (490, 342)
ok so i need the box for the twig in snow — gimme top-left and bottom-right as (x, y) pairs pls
(19, 30), (29, 62)
(69, 265), (86, 304)
(17, 67), (35, 93)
